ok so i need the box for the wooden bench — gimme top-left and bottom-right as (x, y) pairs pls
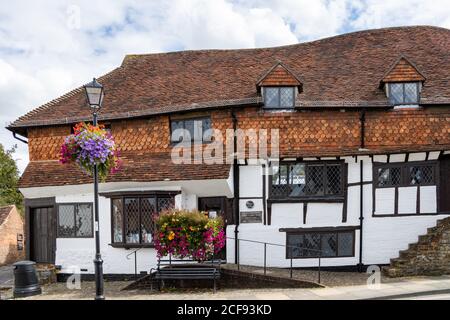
(151, 258), (221, 293)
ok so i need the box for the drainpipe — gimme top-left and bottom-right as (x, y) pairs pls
(359, 108), (366, 149)
(12, 132), (28, 144)
(231, 110), (240, 265)
(357, 159), (364, 272)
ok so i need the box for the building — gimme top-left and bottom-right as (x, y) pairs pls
(0, 205), (24, 265)
(6, 26), (450, 277)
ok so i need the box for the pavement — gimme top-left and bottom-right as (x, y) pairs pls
(4, 274), (450, 300)
(0, 265), (14, 288)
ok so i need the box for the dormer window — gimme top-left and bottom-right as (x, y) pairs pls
(264, 87), (295, 108)
(387, 82), (420, 105)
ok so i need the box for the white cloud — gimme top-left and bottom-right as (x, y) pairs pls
(1, 0), (450, 174)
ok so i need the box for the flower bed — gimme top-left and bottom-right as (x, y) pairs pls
(60, 122), (121, 180)
(154, 210), (225, 262)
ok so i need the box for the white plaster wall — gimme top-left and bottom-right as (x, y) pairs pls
(374, 188), (395, 214)
(346, 186), (360, 225)
(226, 225), (360, 268)
(271, 203), (303, 227)
(398, 187), (417, 214)
(306, 203), (343, 226)
(420, 186), (437, 213)
(409, 153), (426, 162)
(363, 214), (449, 265)
(48, 184), (221, 275)
(239, 166), (262, 198)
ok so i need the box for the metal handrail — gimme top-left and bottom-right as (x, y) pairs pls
(227, 237), (323, 284)
(126, 247), (144, 280)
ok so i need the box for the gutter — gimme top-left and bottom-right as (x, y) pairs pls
(231, 110), (240, 265)
(12, 132), (28, 144)
(359, 108), (366, 149)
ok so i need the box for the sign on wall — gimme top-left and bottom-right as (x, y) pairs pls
(240, 211), (263, 224)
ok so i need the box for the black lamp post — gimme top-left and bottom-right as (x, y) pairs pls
(84, 78), (105, 300)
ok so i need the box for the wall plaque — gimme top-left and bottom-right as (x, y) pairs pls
(240, 211), (263, 224)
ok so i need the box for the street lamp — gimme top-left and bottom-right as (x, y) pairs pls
(84, 78), (105, 300)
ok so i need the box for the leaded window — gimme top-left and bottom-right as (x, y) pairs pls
(57, 203), (93, 238)
(287, 230), (355, 259)
(111, 194), (175, 246)
(271, 162), (344, 199)
(264, 87), (295, 108)
(375, 162), (437, 188)
(170, 117), (212, 143)
(388, 82), (420, 105)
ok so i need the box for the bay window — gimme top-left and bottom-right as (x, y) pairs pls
(111, 194), (175, 246)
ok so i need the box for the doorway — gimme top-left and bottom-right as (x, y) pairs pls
(30, 207), (56, 264)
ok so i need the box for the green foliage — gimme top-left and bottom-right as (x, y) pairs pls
(0, 144), (23, 213)
(154, 209), (225, 261)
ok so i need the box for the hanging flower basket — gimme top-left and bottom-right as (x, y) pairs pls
(154, 210), (225, 262)
(60, 122), (121, 181)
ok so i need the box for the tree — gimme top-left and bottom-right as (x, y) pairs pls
(0, 143), (23, 212)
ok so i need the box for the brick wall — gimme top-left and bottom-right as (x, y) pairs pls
(0, 206), (25, 266)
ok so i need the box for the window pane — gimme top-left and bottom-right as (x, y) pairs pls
(193, 119), (203, 142)
(58, 205), (75, 237)
(389, 83), (404, 104)
(377, 167), (401, 187)
(141, 198), (157, 244)
(303, 233), (321, 257)
(125, 198), (140, 244)
(289, 164), (306, 197)
(410, 165), (434, 185)
(112, 199), (123, 243)
(404, 83), (418, 104)
(76, 204), (92, 237)
(158, 197), (175, 212)
(306, 165), (324, 196)
(202, 118), (212, 142)
(265, 88), (279, 107)
(326, 165), (342, 195)
(287, 234), (303, 258)
(171, 120), (185, 142)
(184, 120), (195, 141)
(338, 232), (354, 256)
(321, 233), (337, 257)
(280, 87), (294, 107)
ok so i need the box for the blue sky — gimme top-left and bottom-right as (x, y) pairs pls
(1, 0), (450, 172)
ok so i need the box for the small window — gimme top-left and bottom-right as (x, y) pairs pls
(264, 87), (295, 108)
(57, 204), (93, 238)
(271, 162), (344, 199)
(170, 117), (211, 143)
(375, 162), (437, 188)
(388, 82), (419, 105)
(287, 230), (355, 259)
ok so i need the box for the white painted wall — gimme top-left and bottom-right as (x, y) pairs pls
(22, 180), (233, 275)
(362, 214), (449, 265)
(21, 152), (449, 271)
(306, 203), (343, 225)
(226, 224), (360, 268)
(271, 203), (303, 227)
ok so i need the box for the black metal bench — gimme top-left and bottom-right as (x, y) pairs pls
(151, 257), (221, 293)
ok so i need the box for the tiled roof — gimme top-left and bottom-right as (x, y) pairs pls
(0, 205), (14, 226)
(18, 154), (232, 188)
(9, 26), (450, 130)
